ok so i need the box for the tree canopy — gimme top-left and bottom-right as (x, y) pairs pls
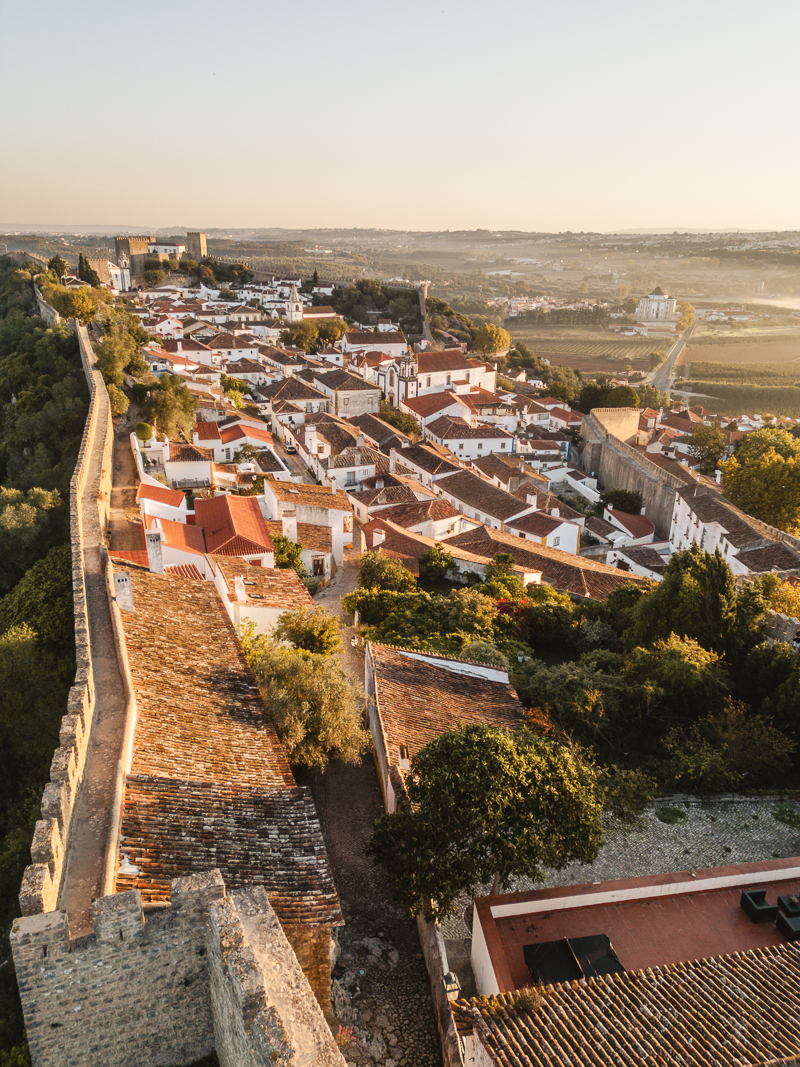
(687, 423), (727, 474)
(274, 606), (342, 655)
(721, 447), (800, 534)
(357, 550), (416, 592)
(367, 724), (604, 920)
(241, 629), (367, 772)
(473, 322), (512, 354)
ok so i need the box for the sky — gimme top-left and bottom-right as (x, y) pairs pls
(2, 0), (799, 233)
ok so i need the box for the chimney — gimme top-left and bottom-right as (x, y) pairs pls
(114, 572), (134, 613)
(356, 433), (365, 448)
(389, 449), (397, 474)
(234, 574), (246, 602)
(145, 529), (164, 575)
(373, 529), (386, 546)
(281, 508), (298, 543)
(331, 479), (337, 495)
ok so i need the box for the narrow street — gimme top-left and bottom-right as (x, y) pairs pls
(311, 540), (444, 1066)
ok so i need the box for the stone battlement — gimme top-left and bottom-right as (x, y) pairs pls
(11, 870), (345, 1067)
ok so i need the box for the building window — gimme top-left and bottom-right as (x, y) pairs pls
(426, 376), (431, 387)
(553, 536), (560, 546)
(345, 472), (356, 486)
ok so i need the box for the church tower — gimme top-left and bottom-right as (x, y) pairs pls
(287, 283), (304, 323)
(397, 351), (418, 402)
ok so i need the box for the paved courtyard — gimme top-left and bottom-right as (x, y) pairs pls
(439, 797), (800, 940)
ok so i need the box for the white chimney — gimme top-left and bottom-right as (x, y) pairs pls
(145, 529), (164, 574)
(234, 574), (246, 602)
(281, 508), (298, 543)
(114, 572), (134, 613)
(389, 449), (397, 474)
(356, 433), (365, 448)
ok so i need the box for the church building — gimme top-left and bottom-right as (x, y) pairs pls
(636, 286), (678, 321)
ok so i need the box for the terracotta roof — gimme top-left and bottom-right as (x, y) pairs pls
(264, 520), (332, 554)
(606, 508), (655, 539)
(164, 563), (204, 580)
(214, 557), (314, 609)
(156, 517), (207, 555)
(219, 423), (274, 446)
(167, 443), (214, 464)
(368, 644), (523, 772)
(397, 443), (464, 477)
(258, 377), (328, 403)
(349, 483), (421, 510)
(314, 368), (381, 392)
(194, 494), (274, 556)
(505, 511), (571, 538)
(585, 516), (617, 539)
(344, 329), (406, 346)
(417, 350), (475, 374)
(436, 470), (530, 521)
(136, 482), (186, 507)
(402, 391), (471, 418)
(265, 479), (352, 511)
(326, 445), (391, 472)
(110, 549), (150, 568)
(345, 413), (411, 447)
(427, 415), (514, 441)
(453, 943), (800, 1067)
(113, 566), (341, 926)
(367, 498), (461, 529)
(443, 526), (645, 602)
(193, 421), (222, 441)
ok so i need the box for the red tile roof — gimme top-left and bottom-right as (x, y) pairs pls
(136, 482), (186, 507)
(165, 563), (204, 580)
(113, 565), (341, 927)
(219, 423), (274, 446)
(194, 421), (222, 441)
(194, 495), (274, 556)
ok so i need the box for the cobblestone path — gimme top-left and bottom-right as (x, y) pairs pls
(312, 755), (442, 1066)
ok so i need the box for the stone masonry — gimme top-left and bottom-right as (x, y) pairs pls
(11, 870), (345, 1067)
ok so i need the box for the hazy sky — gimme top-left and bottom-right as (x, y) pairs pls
(2, 0), (799, 232)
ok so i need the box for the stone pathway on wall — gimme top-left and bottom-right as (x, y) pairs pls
(108, 418), (145, 550)
(58, 419), (128, 937)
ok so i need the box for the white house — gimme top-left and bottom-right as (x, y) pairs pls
(260, 479), (353, 566)
(424, 415), (515, 461)
(209, 556), (314, 636)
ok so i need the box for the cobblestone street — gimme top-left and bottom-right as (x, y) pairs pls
(313, 756), (443, 1067)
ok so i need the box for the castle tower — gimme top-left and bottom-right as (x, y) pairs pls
(186, 231), (207, 261)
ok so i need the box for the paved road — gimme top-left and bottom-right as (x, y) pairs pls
(648, 321), (697, 392)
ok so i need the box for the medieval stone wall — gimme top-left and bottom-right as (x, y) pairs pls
(11, 871), (345, 1067)
(18, 319), (114, 917)
(579, 409), (685, 539)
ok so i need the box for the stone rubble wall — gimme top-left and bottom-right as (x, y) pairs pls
(417, 914), (464, 1067)
(11, 871), (344, 1067)
(18, 318), (114, 917)
(764, 609), (800, 645)
(33, 283), (61, 325)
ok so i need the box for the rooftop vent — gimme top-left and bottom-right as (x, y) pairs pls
(398, 744), (410, 770)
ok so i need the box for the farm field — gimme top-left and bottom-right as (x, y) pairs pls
(509, 327), (671, 374)
(681, 338), (800, 365)
(678, 360), (800, 418)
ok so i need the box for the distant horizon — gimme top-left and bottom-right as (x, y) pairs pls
(3, 223), (799, 238)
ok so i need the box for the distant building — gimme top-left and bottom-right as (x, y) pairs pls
(636, 286), (678, 321)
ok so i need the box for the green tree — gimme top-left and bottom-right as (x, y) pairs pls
(677, 303), (696, 331)
(77, 255), (101, 288)
(274, 606), (341, 655)
(483, 553), (526, 599)
(316, 319), (347, 346)
(241, 631), (368, 771)
(357, 550), (416, 592)
(280, 321), (319, 353)
(636, 384), (666, 410)
(366, 724), (603, 919)
(601, 489), (643, 514)
(41, 283), (103, 324)
(686, 424), (726, 474)
(312, 268), (319, 284)
(734, 426), (800, 465)
(379, 401), (421, 436)
(0, 487), (62, 593)
(0, 543), (74, 656)
(629, 547), (765, 658)
(135, 374), (197, 439)
(473, 322), (512, 354)
(135, 422), (153, 443)
(721, 449), (800, 534)
(47, 255), (67, 280)
(418, 543), (455, 588)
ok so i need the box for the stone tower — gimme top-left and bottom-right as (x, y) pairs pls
(186, 231), (208, 261)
